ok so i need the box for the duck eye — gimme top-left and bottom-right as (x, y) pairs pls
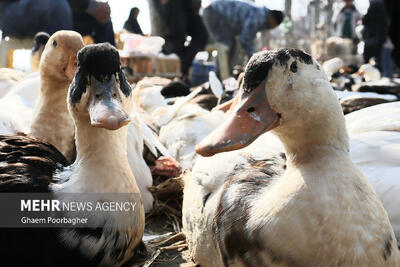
(113, 93), (117, 97)
(52, 40), (57, 47)
(290, 62), (297, 73)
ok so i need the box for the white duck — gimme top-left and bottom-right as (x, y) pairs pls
(0, 31), (82, 162)
(150, 87), (226, 170)
(131, 76), (170, 114)
(183, 49), (399, 266)
(322, 57), (343, 78)
(0, 68), (27, 98)
(191, 100), (400, 245)
(346, 101), (400, 133)
(1, 71), (40, 109)
(132, 79), (226, 170)
(0, 44), (144, 266)
(358, 63), (381, 82)
(0, 34), (168, 211)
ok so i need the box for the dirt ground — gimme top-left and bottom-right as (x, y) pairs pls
(143, 214), (194, 267)
(132, 174), (194, 267)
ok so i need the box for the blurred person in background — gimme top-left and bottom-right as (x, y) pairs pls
(0, 0), (72, 38)
(362, 0), (387, 70)
(0, 0), (72, 67)
(123, 7), (143, 35)
(158, 0), (209, 83)
(383, 0), (400, 73)
(202, 0), (283, 71)
(0, 0), (116, 45)
(333, 0), (361, 42)
(69, 0), (116, 46)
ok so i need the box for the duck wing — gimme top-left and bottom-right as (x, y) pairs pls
(0, 135), (69, 192)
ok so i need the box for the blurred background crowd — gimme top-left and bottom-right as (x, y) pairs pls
(0, 0), (398, 85)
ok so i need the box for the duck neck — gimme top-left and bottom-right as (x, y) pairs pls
(72, 121), (139, 194)
(30, 76), (75, 162)
(274, 107), (349, 165)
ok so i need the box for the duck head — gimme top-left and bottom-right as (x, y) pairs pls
(68, 43), (132, 130)
(39, 30), (83, 83)
(31, 32), (50, 72)
(196, 48), (348, 157)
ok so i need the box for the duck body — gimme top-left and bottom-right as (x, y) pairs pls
(0, 72), (38, 135)
(189, 122), (400, 246)
(158, 103), (225, 170)
(0, 32), (160, 210)
(0, 136), (138, 267)
(0, 68), (28, 98)
(0, 133), (144, 267)
(183, 49), (399, 266)
(185, 150), (396, 266)
(349, 130), (400, 241)
(346, 101), (400, 133)
(2, 71), (40, 108)
(29, 76), (76, 162)
(0, 44), (145, 266)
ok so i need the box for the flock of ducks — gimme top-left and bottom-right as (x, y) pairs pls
(0, 30), (399, 266)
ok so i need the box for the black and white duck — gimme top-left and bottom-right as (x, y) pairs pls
(0, 43), (145, 266)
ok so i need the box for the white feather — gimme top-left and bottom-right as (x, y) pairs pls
(209, 71), (223, 99)
(346, 101), (400, 133)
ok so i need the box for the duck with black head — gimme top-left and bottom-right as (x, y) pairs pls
(0, 43), (145, 267)
(30, 32), (50, 72)
(183, 48), (400, 267)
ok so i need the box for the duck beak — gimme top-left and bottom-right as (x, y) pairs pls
(65, 54), (77, 81)
(195, 79), (279, 157)
(89, 75), (130, 130)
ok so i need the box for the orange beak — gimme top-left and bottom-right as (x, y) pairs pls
(195, 79), (280, 157)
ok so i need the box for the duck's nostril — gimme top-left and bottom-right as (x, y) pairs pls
(247, 107), (255, 113)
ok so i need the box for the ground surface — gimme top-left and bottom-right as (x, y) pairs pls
(133, 175), (194, 267)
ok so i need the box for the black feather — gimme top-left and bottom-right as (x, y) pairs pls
(243, 48), (313, 93)
(0, 135), (69, 192)
(69, 43), (131, 103)
(69, 69), (88, 104)
(118, 69), (132, 97)
(31, 32), (50, 54)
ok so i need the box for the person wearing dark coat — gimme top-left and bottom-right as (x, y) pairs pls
(158, 0), (209, 79)
(383, 0), (400, 68)
(0, 0), (72, 38)
(362, 0), (387, 69)
(0, 0), (115, 46)
(69, 0), (116, 46)
(123, 7), (143, 35)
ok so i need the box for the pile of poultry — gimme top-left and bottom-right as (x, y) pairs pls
(0, 31), (400, 266)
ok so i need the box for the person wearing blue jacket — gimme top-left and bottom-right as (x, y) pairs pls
(203, 0), (283, 69)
